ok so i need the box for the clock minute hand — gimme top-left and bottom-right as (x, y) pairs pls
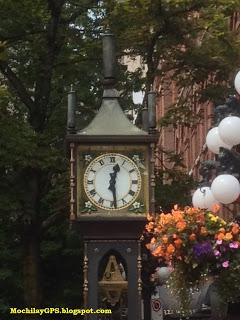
(108, 164), (120, 208)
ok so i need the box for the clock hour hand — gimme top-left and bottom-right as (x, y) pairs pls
(108, 164), (120, 208)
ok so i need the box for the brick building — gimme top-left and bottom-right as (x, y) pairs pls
(154, 77), (212, 178)
(153, 12), (240, 219)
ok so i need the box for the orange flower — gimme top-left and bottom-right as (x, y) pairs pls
(162, 235), (168, 243)
(154, 227), (162, 233)
(173, 211), (183, 222)
(159, 213), (172, 225)
(217, 232), (225, 240)
(146, 222), (154, 232)
(147, 213), (154, 221)
(219, 227), (226, 234)
(150, 237), (156, 244)
(186, 207), (197, 215)
(176, 220), (187, 231)
(196, 213), (205, 224)
(172, 233), (178, 239)
(152, 245), (163, 257)
(225, 232), (233, 241)
(174, 238), (183, 248)
(200, 226), (208, 236)
(166, 244), (175, 254)
(232, 224), (239, 235)
(212, 203), (221, 213)
(189, 233), (196, 241)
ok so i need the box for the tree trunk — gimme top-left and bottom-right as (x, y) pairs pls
(23, 229), (42, 307)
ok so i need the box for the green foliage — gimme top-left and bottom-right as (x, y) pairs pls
(41, 225), (84, 307)
(0, 0), (105, 315)
(215, 252), (240, 303)
(155, 156), (197, 211)
(104, 0), (240, 123)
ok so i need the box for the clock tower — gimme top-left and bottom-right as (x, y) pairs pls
(66, 32), (158, 320)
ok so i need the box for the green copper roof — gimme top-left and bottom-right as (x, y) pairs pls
(78, 89), (147, 136)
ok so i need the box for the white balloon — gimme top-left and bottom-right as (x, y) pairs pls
(219, 116), (240, 146)
(206, 127), (232, 154)
(192, 187), (219, 210)
(204, 188), (221, 211)
(211, 174), (240, 204)
(234, 70), (240, 95)
(192, 188), (205, 208)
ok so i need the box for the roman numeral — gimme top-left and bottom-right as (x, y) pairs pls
(98, 197), (104, 205)
(87, 180), (94, 184)
(89, 189), (96, 196)
(90, 169), (96, 173)
(132, 180), (138, 184)
(129, 190), (135, 197)
(122, 198), (127, 205)
(110, 201), (115, 208)
(129, 168), (135, 173)
(122, 160), (126, 166)
(110, 157), (115, 163)
(98, 160), (104, 166)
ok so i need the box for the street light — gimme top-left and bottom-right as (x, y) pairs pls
(192, 71), (240, 208)
(192, 186), (220, 210)
(211, 174), (240, 204)
(206, 127), (232, 154)
(218, 116), (240, 146)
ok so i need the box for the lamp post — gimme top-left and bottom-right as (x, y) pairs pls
(192, 71), (240, 210)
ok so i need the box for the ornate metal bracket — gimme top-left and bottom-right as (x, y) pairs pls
(199, 160), (218, 186)
(199, 146), (240, 186)
(214, 95), (240, 125)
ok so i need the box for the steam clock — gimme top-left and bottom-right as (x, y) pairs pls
(66, 32), (158, 320)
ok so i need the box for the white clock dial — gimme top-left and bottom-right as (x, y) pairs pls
(83, 153), (142, 210)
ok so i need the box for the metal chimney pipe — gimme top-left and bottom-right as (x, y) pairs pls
(142, 106), (149, 131)
(102, 31), (116, 86)
(67, 85), (76, 133)
(148, 91), (156, 129)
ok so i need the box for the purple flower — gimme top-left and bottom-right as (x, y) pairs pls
(193, 241), (213, 259)
(216, 240), (222, 245)
(214, 249), (221, 256)
(229, 242), (238, 249)
(222, 261), (229, 268)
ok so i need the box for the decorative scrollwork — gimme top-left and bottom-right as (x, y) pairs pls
(81, 201), (97, 213)
(129, 201), (144, 213)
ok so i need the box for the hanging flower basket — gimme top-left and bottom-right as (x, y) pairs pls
(145, 205), (240, 317)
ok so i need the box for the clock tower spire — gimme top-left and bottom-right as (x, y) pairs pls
(66, 31), (158, 320)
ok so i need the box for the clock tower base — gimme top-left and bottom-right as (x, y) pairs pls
(83, 239), (142, 319)
(76, 218), (145, 320)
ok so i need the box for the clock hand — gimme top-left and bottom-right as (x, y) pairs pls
(112, 185), (117, 209)
(108, 164), (120, 208)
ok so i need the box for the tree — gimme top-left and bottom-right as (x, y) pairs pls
(0, 0), (105, 314)
(105, 0), (240, 101)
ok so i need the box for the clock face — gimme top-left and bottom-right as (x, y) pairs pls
(83, 153), (141, 210)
